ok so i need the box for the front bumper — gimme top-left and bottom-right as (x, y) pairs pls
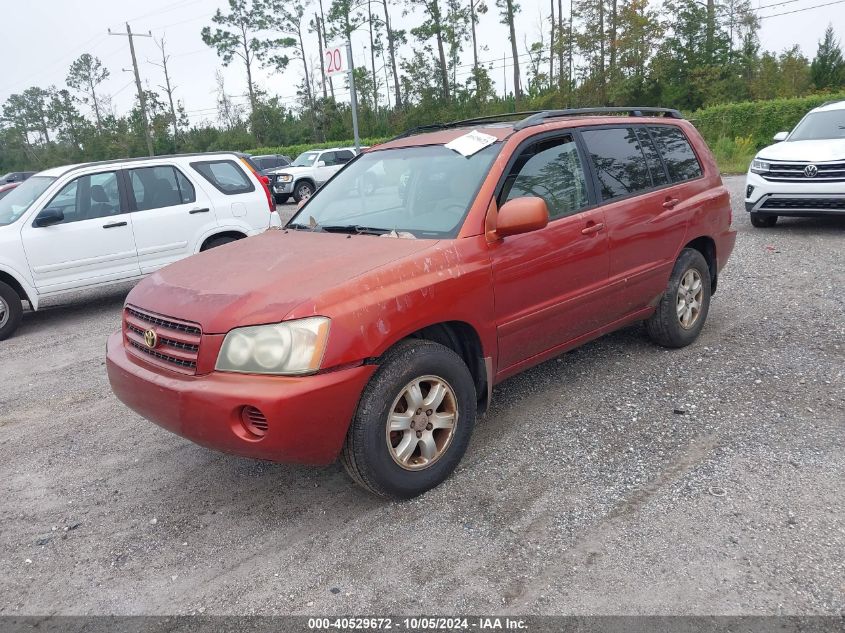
(106, 332), (376, 465)
(744, 171), (845, 216)
(273, 180), (294, 194)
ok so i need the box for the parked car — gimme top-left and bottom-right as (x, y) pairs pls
(106, 108), (736, 499)
(0, 152), (276, 340)
(268, 147), (358, 204)
(1, 171), (35, 184)
(745, 99), (845, 227)
(251, 153), (292, 176)
(0, 182), (19, 200)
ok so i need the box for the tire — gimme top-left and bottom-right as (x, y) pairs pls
(341, 339), (476, 499)
(201, 235), (240, 251)
(274, 194), (290, 205)
(645, 248), (712, 349)
(293, 181), (314, 203)
(750, 212), (777, 228)
(0, 281), (23, 341)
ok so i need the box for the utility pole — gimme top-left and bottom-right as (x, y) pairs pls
(347, 41), (361, 152)
(109, 23), (154, 157)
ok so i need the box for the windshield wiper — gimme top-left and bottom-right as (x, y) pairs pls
(320, 224), (391, 236)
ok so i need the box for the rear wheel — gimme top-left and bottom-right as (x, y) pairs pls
(0, 281), (23, 341)
(341, 339), (476, 499)
(750, 212), (777, 228)
(293, 181), (314, 203)
(646, 248), (711, 348)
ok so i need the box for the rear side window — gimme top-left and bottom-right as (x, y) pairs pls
(501, 134), (590, 220)
(635, 128), (669, 187)
(648, 126), (703, 182)
(581, 127), (653, 201)
(190, 160), (255, 195)
(129, 165), (195, 211)
(335, 150), (355, 164)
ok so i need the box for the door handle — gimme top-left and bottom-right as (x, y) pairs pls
(662, 197), (681, 210)
(581, 222), (605, 235)
(189, 207), (210, 214)
(102, 221), (127, 229)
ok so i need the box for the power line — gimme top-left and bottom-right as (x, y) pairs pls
(757, 0), (845, 17)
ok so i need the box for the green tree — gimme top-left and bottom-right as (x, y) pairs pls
(496, 0), (522, 108)
(407, 0), (452, 101)
(810, 25), (845, 90)
(66, 53), (110, 133)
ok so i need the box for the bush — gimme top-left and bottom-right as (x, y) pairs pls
(690, 92), (845, 173)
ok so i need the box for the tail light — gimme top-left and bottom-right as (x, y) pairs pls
(240, 158), (276, 213)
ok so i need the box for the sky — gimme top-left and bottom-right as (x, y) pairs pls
(0, 0), (840, 127)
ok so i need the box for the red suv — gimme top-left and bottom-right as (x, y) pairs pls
(107, 108), (736, 499)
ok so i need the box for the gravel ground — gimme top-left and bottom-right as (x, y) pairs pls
(0, 176), (843, 616)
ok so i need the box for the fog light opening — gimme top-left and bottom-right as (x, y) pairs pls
(746, 185), (754, 198)
(241, 406), (269, 438)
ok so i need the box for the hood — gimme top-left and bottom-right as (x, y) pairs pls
(758, 139), (845, 163)
(268, 165), (312, 176)
(126, 229), (436, 333)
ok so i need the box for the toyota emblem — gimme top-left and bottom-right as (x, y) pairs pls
(804, 164), (818, 178)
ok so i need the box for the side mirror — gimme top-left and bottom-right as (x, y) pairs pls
(493, 197), (549, 239)
(773, 131), (789, 142)
(316, 161), (326, 168)
(34, 207), (64, 227)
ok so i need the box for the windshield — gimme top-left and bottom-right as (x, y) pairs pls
(0, 176), (55, 226)
(789, 110), (845, 141)
(288, 143), (500, 238)
(292, 152), (319, 167)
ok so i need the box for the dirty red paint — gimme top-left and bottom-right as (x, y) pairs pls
(107, 116), (736, 465)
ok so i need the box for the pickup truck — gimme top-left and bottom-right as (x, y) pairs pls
(269, 147), (358, 203)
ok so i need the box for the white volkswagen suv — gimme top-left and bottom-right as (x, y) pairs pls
(0, 152), (275, 340)
(745, 99), (845, 227)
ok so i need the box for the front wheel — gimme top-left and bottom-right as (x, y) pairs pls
(0, 281), (23, 341)
(341, 339), (476, 499)
(646, 248), (712, 348)
(750, 212), (777, 228)
(293, 181), (314, 203)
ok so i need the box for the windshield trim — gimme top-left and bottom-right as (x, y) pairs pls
(287, 142), (503, 239)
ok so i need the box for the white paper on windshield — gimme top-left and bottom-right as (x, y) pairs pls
(445, 130), (498, 157)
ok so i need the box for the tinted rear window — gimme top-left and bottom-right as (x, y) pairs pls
(190, 160), (255, 195)
(648, 126), (703, 182)
(635, 128), (669, 187)
(581, 127), (653, 201)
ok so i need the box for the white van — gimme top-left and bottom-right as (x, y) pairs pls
(0, 152), (276, 339)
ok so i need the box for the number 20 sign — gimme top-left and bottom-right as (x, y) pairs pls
(324, 45), (347, 77)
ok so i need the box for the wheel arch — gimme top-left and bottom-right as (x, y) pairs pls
(682, 235), (718, 294)
(199, 230), (247, 251)
(294, 177), (316, 191)
(0, 268), (35, 309)
(380, 320), (490, 413)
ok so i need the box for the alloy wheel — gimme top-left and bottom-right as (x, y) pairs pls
(385, 375), (458, 471)
(676, 268), (703, 329)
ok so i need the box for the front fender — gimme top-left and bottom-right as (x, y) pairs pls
(0, 262), (38, 310)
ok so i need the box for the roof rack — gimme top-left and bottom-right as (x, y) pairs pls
(391, 111), (543, 140)
(513, 107), (683, 130)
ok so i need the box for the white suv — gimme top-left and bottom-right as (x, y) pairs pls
(269, 147), (358, 203)
(745, 99), (845, 227)
(0, 152), (275, 340)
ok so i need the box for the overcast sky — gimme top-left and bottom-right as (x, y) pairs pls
(0, 0), (840, 126)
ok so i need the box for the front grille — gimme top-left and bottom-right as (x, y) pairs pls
(124, 306), (202, 375)
(762, 161), (845, 182)
(761, 197), (845, 211)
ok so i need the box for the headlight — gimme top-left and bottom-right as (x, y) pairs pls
(216, 317), (330, 375)
(278, 174), (293, 183)
(750, 159), (770, 174)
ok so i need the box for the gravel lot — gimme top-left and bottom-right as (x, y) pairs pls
(1, 176), (843, 616)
